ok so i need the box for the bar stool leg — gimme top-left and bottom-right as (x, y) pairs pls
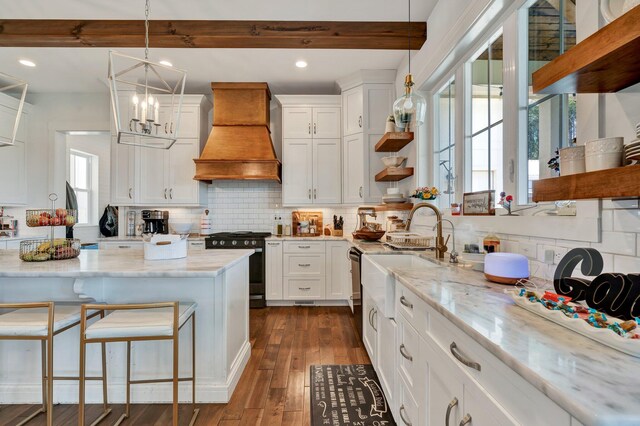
(189, 313), (199, 426)
(46, 327), (54, 426)
(173, 333), (179, 426)
(41, 340), (47, 414)
(101, 340), (108, 413)
(78, 329), (86, 426)
(125, 341), (131, 419)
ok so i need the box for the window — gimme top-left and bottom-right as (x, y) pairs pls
(435, 78), (456, 207)
(69, 150), (96, 225)
(525, 0), (576, 202)
(469, 32), (504, 199)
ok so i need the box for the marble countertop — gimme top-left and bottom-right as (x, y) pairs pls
(369, 252), (640, 426)
(0, 249), (253, 278)
(266, 235), (350, 241)
(98, 235), (206, 242)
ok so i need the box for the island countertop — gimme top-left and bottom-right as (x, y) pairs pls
(0, 249), (253, 278)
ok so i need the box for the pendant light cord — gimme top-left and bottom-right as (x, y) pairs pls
(407, 0), (411, 75)
(144, 0), (150, 60)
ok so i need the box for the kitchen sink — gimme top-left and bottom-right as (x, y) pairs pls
(361, 254), (439, 319)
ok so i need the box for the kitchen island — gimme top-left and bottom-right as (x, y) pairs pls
(0, 248), (253, 404)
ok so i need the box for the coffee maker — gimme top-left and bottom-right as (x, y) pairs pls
(141, 210), (169, 234)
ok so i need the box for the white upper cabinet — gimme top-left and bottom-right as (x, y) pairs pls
(343, 86), (363, 136)
(312, 107), (341, 139)
(0, 94), (30, 206)
(282, 139), (314, 205)
(283, 107), (313, 139)
(337, 70), (396, 204)
(277, 95), (342, 206)
(110, 95), (211, 206)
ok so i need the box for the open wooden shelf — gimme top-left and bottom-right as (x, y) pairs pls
(375, 167), (414, 182)
(532, 165), (640, 202)
(532, 5), (640, 94)
(374, 132), (414, 152)
(375, 203), (413, 212)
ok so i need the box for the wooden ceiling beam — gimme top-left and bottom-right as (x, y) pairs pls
(0, 19), (426, 50)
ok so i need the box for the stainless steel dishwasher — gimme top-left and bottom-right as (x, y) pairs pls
(348, 246), (363, 341)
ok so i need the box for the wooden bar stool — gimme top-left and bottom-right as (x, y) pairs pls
(78, 302), (198, 426)
(0, 302), (109, 426)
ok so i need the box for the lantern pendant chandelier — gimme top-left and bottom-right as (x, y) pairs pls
(0, 72), (28, 148)
(108, 0), (186, 149)
(392, 0), (426, 132)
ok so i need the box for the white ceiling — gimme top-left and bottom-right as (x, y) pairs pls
(0, 0), (437, 95)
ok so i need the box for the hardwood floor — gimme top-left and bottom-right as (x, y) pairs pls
(0, 306), (370, 425)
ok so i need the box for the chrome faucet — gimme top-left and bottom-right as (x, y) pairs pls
(433, 219), (458, 263)
(406, 202), (447, 259)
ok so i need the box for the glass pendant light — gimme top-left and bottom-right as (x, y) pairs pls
(393, 0), (426, 132)
(0, 72), (28, 147)
(108, 0), (186, 149)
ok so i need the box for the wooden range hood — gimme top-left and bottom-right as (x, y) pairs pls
(194, 83), (281, 183)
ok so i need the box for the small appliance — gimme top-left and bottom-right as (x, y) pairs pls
(141, 210), (169, 234)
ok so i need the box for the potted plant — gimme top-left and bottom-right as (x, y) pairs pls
(410, 186), (439, 202)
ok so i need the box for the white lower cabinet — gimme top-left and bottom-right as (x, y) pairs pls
(266, 241), (283, 300)
(98, 241), (143, 250)
(362, 289), (377, 366)
(325, 241), (350, 300)
(377, 313), (398, 420)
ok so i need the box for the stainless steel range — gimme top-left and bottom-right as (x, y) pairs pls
(205, 231), (271, 308)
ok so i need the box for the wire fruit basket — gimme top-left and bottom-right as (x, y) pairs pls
(385, 232), (434, 250)
(20, 193), (81, 262)
(20, 238), (81, 261)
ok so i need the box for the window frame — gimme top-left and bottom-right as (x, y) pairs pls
(68, 149), (96, 226)
(434, 76), (456, 209)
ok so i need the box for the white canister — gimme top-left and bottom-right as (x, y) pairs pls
(585, 137), (624, 172)
(559, 145), (585, 176)
(385, 120), (396, 133)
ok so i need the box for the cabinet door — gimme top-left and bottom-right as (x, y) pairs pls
(283, 107), (312, 139)
(325, 241), (349, 300)
(462, 378), (518, 426)
(312, 139), (341, 204)
(377, 316), (397, 417)
(282, 139), (313, 205)
(138, 141), (169, 204)
(0, 102), (28, 144)
(266, 241), (283, 300)
(158, 104), (200, 139)
(312, 107), (341, 139)
(362, 290), (377, 366)
(168, 139), (199, 204)
(422, 337), (464, 426)
(343, 87), (363, 136)
(0, 140), (26, 205)
(110, 138), (138, 204)
(363, 84), (394, 134)
(342, 133), (364, 204)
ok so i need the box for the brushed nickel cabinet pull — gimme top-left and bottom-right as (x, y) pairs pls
(164, 188), (168, 199)
(308, 123), (311, 134)
(450, 342), (481, 371)
(308, 189), (311, 199)
(313, 123), (317, 134)
(128, 188), (133, 199)
(298, 245), (311, 249)
(359, 186), (363, 198)
(459, 414), (472, 426)
(298, 263), (311, 267)
(358, 116), (362, 128)
(314, 188), (317, 199)
(399, 405), (412, 426)
(446, 397), (458, 426)
(399, 344), (413, 361)
(299, 287), (311, 291)
(372, 309), (377, 331)
(169, 188), (173, 199)
(400, 296), (413, 309)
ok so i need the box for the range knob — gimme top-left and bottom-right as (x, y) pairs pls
(244, 241), (249, 246)
(220, 241), (225, 246)
(232, 240), (238, 246)
(251, 240), (256, 245)
(211, 240), (218, 246)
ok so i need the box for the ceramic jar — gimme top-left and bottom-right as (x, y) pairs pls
(559, 145), (585, 175)
(585, 137), (623, 172)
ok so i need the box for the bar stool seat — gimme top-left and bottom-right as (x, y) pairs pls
(0, 305), (101, 337)
(85, 303), (197, 339)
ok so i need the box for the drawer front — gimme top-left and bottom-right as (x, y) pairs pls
(428, 309), (571, 426)
(188, 240), (205, 251)
(99, 242), (143, 250)
(396, 284), (429, 339)
(397, 314), (424, 402)
(397, 375), (421, 426)
(283, 241), (325, 254)
(284, 277), (325, 300)
(284, 254), (325, 276)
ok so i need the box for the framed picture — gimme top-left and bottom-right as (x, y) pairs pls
(463, 190), (495, 216)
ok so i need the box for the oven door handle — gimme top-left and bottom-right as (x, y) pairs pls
(254, 248), (263, 253)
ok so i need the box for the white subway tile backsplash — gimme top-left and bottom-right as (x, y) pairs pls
(613, 209), (640, 232)
(613, 255), (640, 274)
(600, 210), (613, 232)
(591, 231), (636, 256)
(602, 199), (639, 210)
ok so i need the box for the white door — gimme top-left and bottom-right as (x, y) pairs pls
(362, 291), (377, 366)
(377, 316), (398, 416)
(312, 139), (341, 204)
(138, 142), (169, 204)
(325, 242), (349, 300)
(266, 241), (283, 300)
(343, 86), (363, 136)
(110, 138), (137, 204)
(342, 133), (364, 203)
(282, 107), (312, 139)
(158, 103), (199, 139)
(462, 377), (518, 426)
(423, 337), (464, 426)
(312, 107), (341, 139)
(0, 140), (26, 205)
(282, 139), (313, 205)
(168, 139), (198, 204)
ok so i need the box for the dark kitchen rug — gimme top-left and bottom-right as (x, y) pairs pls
(310, 364), (396, 425)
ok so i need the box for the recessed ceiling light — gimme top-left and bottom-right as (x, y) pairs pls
(159, 60), (173, 67)
(19, 59), (36, 67)
(295, 60), (308, 68)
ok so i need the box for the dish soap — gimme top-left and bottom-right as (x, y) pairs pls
(483, 232), (500, 253)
